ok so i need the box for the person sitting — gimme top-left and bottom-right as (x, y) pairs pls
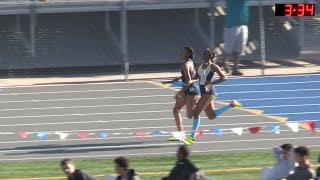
(60, 158), (96, 180)
(261, 144), (295, 180)
(114, 156), (140, 180)
(162, 146), (208, 180)
(286, 146), (316, 180)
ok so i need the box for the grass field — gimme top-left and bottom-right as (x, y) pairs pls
(1, 148), (319, 180)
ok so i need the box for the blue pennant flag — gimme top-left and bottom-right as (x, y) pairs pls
(37, 132), (49, 140)
(267, 125), (280, 134)
(98, 132), (109, 138)
(211, 128), (223, 136)
(150, 130), (166, 135)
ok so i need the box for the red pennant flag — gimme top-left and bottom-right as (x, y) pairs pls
(304, 121), (316, 133)
(17, 132), (28, 138)
(195, 130), (204, 137)
(76, 132), (89, 139)
(134, 132), (146, 137)
(248, 127), (261, 134)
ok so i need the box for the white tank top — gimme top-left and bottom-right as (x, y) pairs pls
(198, 63), (214, 85)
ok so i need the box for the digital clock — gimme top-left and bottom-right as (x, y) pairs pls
(275, 4), (315, 16)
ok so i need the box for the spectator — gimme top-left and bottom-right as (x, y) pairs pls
(221, 0), (249, 76)
(114, 156), (140, 180)
(286, 146), (316, 180)
(60, 158), (96, 180)
(162, 146), (207, 180)
(260, 144), (295, 180)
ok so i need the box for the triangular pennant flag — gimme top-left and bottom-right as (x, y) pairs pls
(267, 125), (281, 134)
(55, 132), (69, 140)
(37, 132), (49, 140)
(98, 132), (109, 138)
(194, 130), (204, 137)
(134, 132), (146, 137)
(248, 127), (261, 134)
(286, 122), (299, 132)
(231, 128), (243, 135)
(172, 131), (187, 141)
(304, 121), (316, 133)
(76, 132), (89, 139)
(211, 128), (223, 136)
(16, 132), (28, 138)
(150, 130), (166, 135)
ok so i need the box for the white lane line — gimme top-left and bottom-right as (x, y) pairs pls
(0, 87), (165, 96)
(0, 134), (316, 153)
(227, 74), (320, 79)
(0, 101), (317, 115)
(2, 123), (298, 134)
(0, 118), (293, 127)
(219, 95), (320, 102)
(0, 117), (174, 126)
(0, 94), (172, 104)
(0, 109), (318, 119)
(0, 93), (317, 105)
(155, 74), (320, 82)
(3, 144), (320, 162)
(0, 102), (175, 112)
(0, 81), (146, 89)
(215, 80), (320, 87)
(245, 103), (320, 109)
(218, 88), (320, 95)
(0, 93), (318, 105)
(0, 110), (172, 119)
(1, 80), (319, 96)
(0, 129), (313, 145)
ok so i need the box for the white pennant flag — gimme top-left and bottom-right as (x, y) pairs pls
(171, 131), (187, 141)
(55, 132), (69, 140)
(231, 128), (243, 135)
(286, 123), (299, 132)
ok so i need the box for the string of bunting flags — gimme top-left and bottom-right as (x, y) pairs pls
(7, 120), (318, 140)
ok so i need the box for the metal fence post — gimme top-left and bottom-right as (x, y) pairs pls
(259, 0), (266, 76)
(209, 0), (215, 48)
(30, 0), (37, 58)
(121, 1), (129, 81)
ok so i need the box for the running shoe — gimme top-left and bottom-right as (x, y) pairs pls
(168, 137), (180, 141)
(182, 136), (195, 146)
(230, 100), (243, 108)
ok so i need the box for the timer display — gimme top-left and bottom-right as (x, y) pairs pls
(275, 4), (315, 16)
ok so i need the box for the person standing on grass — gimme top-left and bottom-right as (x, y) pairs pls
(114, 156), (140, 180)
(221, 0), (249, 76)
(60, 158), (96, 180)
(260, 144), (295, 180)
(286, 146), (316, 180)
(162, 146), (209, 180)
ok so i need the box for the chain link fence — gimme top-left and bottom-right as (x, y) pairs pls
(0, 0), (318, 79)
